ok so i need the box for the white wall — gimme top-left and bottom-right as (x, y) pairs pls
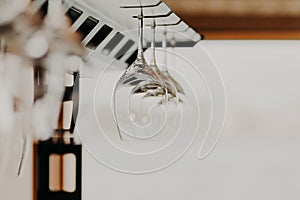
(2, 41), (300, 200)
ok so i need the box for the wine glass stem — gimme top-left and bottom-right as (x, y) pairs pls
(150, 22), (157, 66)
(137, 11), (144, 61)
(162, 31), (168, 72)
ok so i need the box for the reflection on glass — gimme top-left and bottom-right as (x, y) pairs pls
(148, 20), (178, 103)
(113, 10), (168, 140)
(160, 31), (185, 97)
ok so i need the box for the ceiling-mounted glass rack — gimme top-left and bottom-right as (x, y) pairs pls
(34, 0), (202, 66)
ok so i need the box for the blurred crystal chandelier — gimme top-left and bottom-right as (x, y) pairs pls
(0, 0), (85, 177)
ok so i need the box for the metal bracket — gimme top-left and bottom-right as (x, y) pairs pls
(120, 1), (163, 9)
(132, 11), (173, 18)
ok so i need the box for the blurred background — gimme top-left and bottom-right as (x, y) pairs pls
(2, 40), (300, 200)
(1, 0), (300, 200)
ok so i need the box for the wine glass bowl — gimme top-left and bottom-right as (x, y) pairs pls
(147, 21), (179, 103)
(162, 70), (185, 95)
(160, 30), (185, 97)
(113, 59), (168, 140)
(113, 12), (168, 140)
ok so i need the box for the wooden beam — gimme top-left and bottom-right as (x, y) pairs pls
(180, 15), (300, 39)
(164, 0), (300, 17)
(164, 0), (300, 39)
(181, 15), (300, 31)
(200, 30), (300, 40)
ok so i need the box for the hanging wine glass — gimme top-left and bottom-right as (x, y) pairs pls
(146, 20), (178, 103)
(160, 30), (185, 96)
(113, 9), (168, 140)
(144, 20), (182, 141)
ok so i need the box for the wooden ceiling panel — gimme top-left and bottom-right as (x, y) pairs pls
(164, 0), (300, 39)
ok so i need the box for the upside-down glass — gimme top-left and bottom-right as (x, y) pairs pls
(160, 30), (185, 96)
(113, 11), (168, 140)
(147, 21), (178, 103)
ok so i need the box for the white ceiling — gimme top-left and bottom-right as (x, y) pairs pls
(73, 0), (200, 43)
